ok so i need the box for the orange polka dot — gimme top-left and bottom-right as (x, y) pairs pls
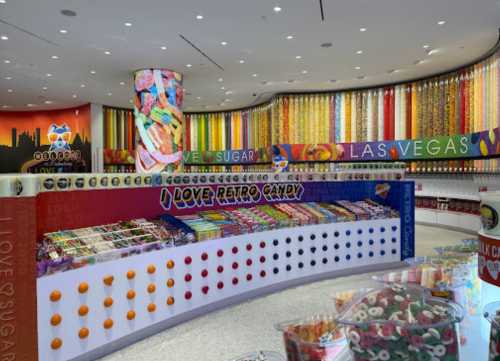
(50, 314), (62, 326)
(51, 338), (62, 350)
(78, 327), (90, 339)
(78, 305), (89, 317)
(147, 265), (156, 274)
(167, 297), (175, 306)
(147, 303), (156, 313)
(103, 275), (114, 286)
(78, 282), (89, 294)
(126, 290), (136, 300)
(127, 270), (136, 280)
(103, 318), (113, 329)
(166, 260), (175, 269)
(50, 290), (61, 302)
(166, 278), (175, 288)
(147, 284), (156, 293)
(103, 297), (113, 308)
(126, 310), (136, 320)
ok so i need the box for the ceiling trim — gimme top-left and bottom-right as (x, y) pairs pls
(183, 29), (500, 115)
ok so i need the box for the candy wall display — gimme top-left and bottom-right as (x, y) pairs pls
(338, 284), (464, 361)
(103, 106), (136, 172)
(182, 48), (500, 173)
(134, 69), (183, 173)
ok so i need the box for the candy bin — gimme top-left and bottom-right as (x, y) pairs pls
(229, 351), (285, 361)
(338, 283), (464, 361)
(275, 315), (347, 361)
(484, 302), (500, 361)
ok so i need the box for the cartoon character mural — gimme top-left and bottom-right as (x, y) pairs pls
(47, 124), (71, 151)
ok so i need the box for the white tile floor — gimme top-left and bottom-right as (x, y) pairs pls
(99, 225), (470, 361)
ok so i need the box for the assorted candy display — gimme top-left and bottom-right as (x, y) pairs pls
(484, 302), (500, 361)
(337, 284), (464, 361)
(36, 200), (398, 276)
(275, 315), (347, 361)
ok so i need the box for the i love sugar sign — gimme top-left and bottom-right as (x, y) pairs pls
(478, 232), (500, 286)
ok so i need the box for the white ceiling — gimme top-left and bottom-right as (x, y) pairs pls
(0, 0), (499, 112)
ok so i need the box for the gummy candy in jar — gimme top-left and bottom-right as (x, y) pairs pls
(484, 302), (500, 361)
(337, 283), (464, 361)
(275, 314), (347, 361)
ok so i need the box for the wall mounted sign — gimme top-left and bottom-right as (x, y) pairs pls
(0, 105), (91, 173)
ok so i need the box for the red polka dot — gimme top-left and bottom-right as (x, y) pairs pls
(217, 250), (224, 257)
(184, 256), (192, 265)
(232, 262), (239, 270)
(246, 274), (253, 281)
(260, 241), (266, 248)
(246, 259), (253, 266)
(201, 253), (208, 261)
(246, 244), (252, 251)
(217, 281), (224, 289)
(232, 246), (238, 254)
(202, 286), (209, 294)
(232, 277), (239, 285)
(184, 274), (192, 282)
(260, 270), (266, 277)
(185, 291), (192, 300)
(201, 269), (208, 278)
(260, 256), (266, 263)
(217, 265), (224, 273)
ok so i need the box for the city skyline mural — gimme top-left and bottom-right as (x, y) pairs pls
(0, 104), (92, 173)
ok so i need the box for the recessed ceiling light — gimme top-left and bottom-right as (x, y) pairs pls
(72, 94), (77, 98)
(90, 70), (96, 74)
(295, 55), (302, 59)
(218, 77), (223, 82)
(224, 98), (231, 102)
(160, 46), (167, 50)
(80, 83), (86, 88)
(437, 20), (446, 25)
(124, 22), (132, 27)
(320, 42), (332, 48)
(7, 89), (13, 93)
(61, 9), (77, 17)
(427, 49), (439, 55)
(119, 81), (125, 85)
(225, 90), (233, 95)
(1, 35), (8, 40)
(4, 76), (12, 80)
(414, 59), (424, 65)
(51, 55), (59, 59)
(42, 86), (47, 90)
(196, 14), (204, 20)
(0, 1), (6, 4)
(301, 70), (308, 74)
(239, 59), (245, 64)
(287, 80), (295, 83)
(357, 75), (366, 80)
(387, 69), (400, 74)
(186, 64), (192, 68)
(423, 44), (430, 49)
(286, 35), (294, 40)
(107, 92), (112, 96)
(261, 81), (268, 85)
(273, 5), (282, 12)
(252, 73), (258, 77)
(4, 59), (10, 63)
(27, 103), (35, 107)
(220, 86), (225, 90)
(329, 79), (337, 83)
(44, 100), (53, 104)
(46, 73), (52, 77)
(355, 66), (361, 70)
(220, 41), (228, 46)
(359, 27), (367, 32)
(59, 29), (68, 34)
(356, 50), (363, 54)
(104, 51), (111, 55)
(196, 96), (201, 100)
